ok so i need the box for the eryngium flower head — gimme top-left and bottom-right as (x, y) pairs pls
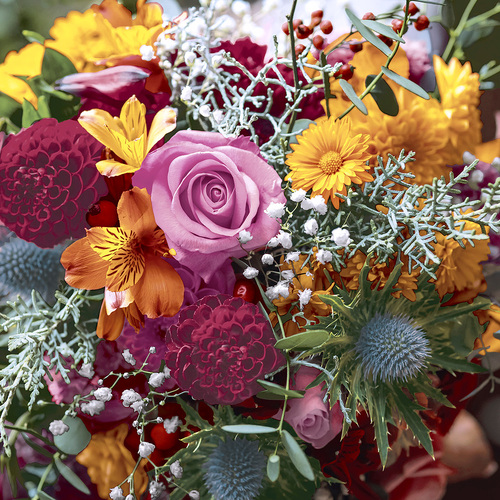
(165, 295), (284, 405)
(0, 235), (65, 303)
(204, 438), (266, 500)
(0, 118), (107, 248)
(355, 312), (431, 382)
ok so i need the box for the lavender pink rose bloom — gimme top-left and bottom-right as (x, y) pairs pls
(133, 131), (285, 281)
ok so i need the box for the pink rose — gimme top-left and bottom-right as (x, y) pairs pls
(279, 366), (343, 449)
(133, 131), (285, 281)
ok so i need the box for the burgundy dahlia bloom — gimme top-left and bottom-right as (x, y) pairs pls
(0, 118), (107, 248)
(165, 295), (284, 405)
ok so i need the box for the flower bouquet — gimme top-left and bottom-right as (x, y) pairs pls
(1, 0), (500, 499)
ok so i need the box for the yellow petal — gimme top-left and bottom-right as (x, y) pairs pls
(106, 244), (146, 292)
(146, 107), (177, 153)
(79, 109), (124, 153)
(96, 159), (140, 177)
(117, 187), (157, 236)
(120, 95), (147, 141)
(87, 227), (135, 261)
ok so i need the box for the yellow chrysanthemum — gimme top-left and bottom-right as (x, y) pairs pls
(78, 95), (177, 176)
(432, 217), (490, 298)
(349, 88), (454, 185)
(285, 117), (373, 208)
(76, 424), (148, 499)
(433, 55), (482, 160)
(0, 42), (44, 106)
(340, 251), (419, 301)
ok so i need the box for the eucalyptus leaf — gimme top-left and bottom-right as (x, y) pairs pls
(440, 2), (456, 29)
(21, 434), (54, 459)
(53, 417), (91, 455)
(42, 48), (78, 85)
(267, 454), (280, 482)
(339, 79), (368, 115)
(54, 457), (91, 495)
(365, 75), (399, 116)
(222, 424), (278, 434)
(380, 67), (429, 100)
(275, 330), (330, 350)
(257, 389), (305, 400)
(281, 430), (315, 481)
(22, 99), (42, 128)
(345, 9), (392, 57)
(257, 380), (305, 398)
(361, 20), (405, 43)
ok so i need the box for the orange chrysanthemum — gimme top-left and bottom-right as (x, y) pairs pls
(61, 187), (184, 340)
(433, 55), (482, 160)
(432, 217), (490, 299)
(285, 118), (373, 208)
(340, 251), (419, 301)
(76, 424), (148, 499)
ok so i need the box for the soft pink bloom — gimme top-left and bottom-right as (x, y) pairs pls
(404, 40), (432, 84)
(279, 366), (343, 449)
(133, 131), (285, 281)
(164, 295), (284, 405)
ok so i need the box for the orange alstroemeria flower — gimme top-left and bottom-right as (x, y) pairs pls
(61, 187), (184, 340)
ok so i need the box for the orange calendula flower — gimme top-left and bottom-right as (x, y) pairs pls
(76, 423), (148, 499)
(474, 305), (500, 354)
(61, 187), (184, 340)
(78, 95), (177, 176)
(285, 117), (373, 209)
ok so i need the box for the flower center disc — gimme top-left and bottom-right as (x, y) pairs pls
(318, 151), (343, 174)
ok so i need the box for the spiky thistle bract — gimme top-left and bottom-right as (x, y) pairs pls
(308, 256), (489, 466)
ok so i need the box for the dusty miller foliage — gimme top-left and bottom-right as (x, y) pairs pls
(0, 286), (100, 454)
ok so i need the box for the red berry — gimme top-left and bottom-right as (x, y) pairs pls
(391, 19), (404, 32)
(310, 16), (322, 28)
(377, 34), (394, 47)
(334, 63), (354, 81)
(319, 19), (333, 34)
(414, 14), (430, 31)
(292, 19), (302, 30)
(349, 41), (363, 53)
(233, 278), (258, 303)
(151, 423), (181, 451)
(311, 9), (324, 19)
(295, 44), (306, 57)
(404, 2), (420, 16)
(312, 34), (324, 50)
(86, 200), (118, 227)
(296, 24), (312, 38)
(281, 22), (290, 35)
(362, 12), (376, 20)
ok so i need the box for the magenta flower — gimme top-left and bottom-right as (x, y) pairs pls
(164, 295), (284, 405)
(133, 131), (285, 281)
(0, 118), (107, 248)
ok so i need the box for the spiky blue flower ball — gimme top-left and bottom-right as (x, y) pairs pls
(204, 438), (266, 500)
(0, 237), (65, 303)
(355, 312), (431, 382)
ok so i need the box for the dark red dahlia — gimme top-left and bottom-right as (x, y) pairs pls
(165, 295), (284, 405)
(0, 118), (107, 248)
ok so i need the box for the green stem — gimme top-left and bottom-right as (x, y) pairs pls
(33, 453), (59, 500)
(4, 425), (54, 448)
(285, 0), (301, 139)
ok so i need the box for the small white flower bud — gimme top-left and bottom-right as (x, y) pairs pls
(180, 86), (193, 101)
(199, 104), (211, 117)
(238, 229), (253, 244)
(149, 372), (166, 388)
(184, 50), (196, 65)
(49, 420), (69, 436)
(138, 441), (155, 458)
(94, 387), (112, 402)
(264, 202), (286, 218)
(140, 45), (155, 61)
(303, 219), (318, 236)
(243, 267), (259, 279)
(331, 228), (352, 247)
(170, 460), (183, 478)
(78, 363), (94, 379)
(261, 254), (274, 265)
(122, 349), (136, 366)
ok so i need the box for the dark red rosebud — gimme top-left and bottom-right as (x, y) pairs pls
(404, 2), (420, 16)
(151, 423), (181, 451)
(414, 14), (430, 30)
(233, 277), (259, 303)
(391, 19), (404, 32)
(86, 200), (118, 227)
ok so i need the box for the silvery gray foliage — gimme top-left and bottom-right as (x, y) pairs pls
(0, 285), (100, 454)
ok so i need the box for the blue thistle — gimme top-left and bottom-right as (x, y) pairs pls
(204, 438), (266, 500)
(355, 312), (431, 382)
(0, 237), (65, 303)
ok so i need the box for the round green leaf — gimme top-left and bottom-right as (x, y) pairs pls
(267, 454), (280, 482)
(53, 417), (91, 455)
(365, 75), (399, 116)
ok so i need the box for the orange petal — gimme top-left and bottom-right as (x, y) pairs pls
(146, 107), (177, 153)
(123, 301), (145, 333)
(117, 187), (157, 236)
(131, 253), (184, 318)
(61, 237), (108, 290)
(96, 299), (125, 340)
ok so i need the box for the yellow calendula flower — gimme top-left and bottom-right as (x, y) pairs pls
(78, 95), (177, 176)
(285, 117), (373, 209)
(433, 55), (482, 160)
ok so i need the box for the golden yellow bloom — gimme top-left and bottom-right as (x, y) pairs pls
(340, 251), (419, 301)
(433, 55), (482, 160)
(0, 43), (44, 106)
(476, 139), (500, 164)
(285, 117), (373, 208)
(76, 424), (148, 499)
(474, 305), (500, 354)
(432, 217), (490, 298)
(78, 95), (176, 176)
(349, 88), (454, 185)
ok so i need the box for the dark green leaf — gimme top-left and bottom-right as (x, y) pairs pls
(54, 457), (90, 495)
(281, 430), (315, 481)
(440, 2), (456, 29)
(21, 434), (54, 459)
(222, 424), (278, 434)
(267, 454), (280, 482)
(257, 380), (305, 399)
(22, 30), (45, 44)
(0, 92), (21, 118)
(37, 492), (57, 500)
(429, 354), (487, 374)
(275, 330), (330, 350)
(339, 79), (368, 115)
(53, 417), (91, 455)
(380, 67), (429, 100)
(345, 9), (392, 57)
(361, 20), (405, 43)
(366, 386), (390, 466)
(180, 428), (216, 443)
(41, 48), (78, 85)
(459, 22), (498, 49)
(365, 75), (399, 116)
(22, 99), (42, 128)
(37, 95), (51, 119)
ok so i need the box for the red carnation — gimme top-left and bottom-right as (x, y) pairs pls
(165, 295), (284, 405)
(0, 118), (107, 248)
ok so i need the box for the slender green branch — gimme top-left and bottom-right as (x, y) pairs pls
(442, 0), (479, 61)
